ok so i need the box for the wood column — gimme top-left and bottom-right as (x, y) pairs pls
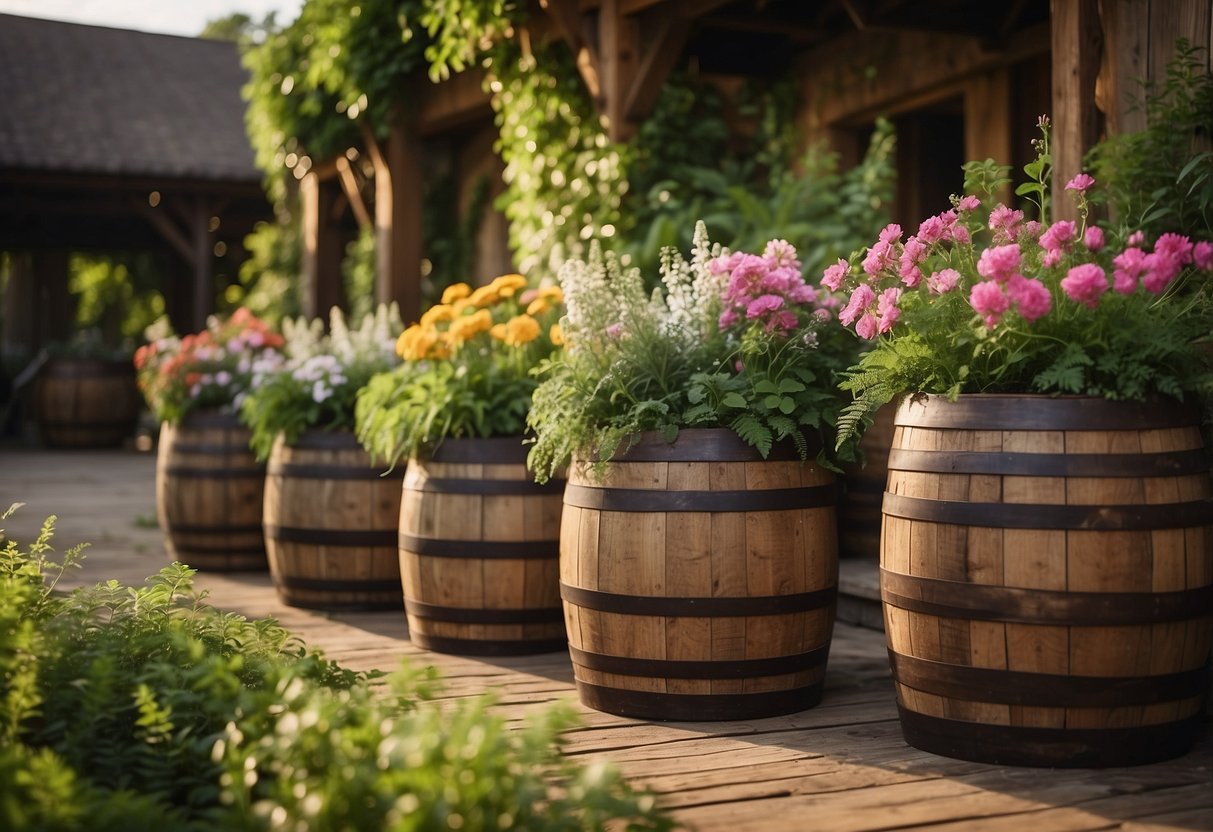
(371, 116), (424, 323)
(300, 171), (347, 320)
(34, 249), (73, 345)
(1051, 0), (1103, 221)
(965, 69), (1014, 205)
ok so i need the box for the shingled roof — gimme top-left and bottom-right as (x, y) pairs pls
(0, 13), (259, 183)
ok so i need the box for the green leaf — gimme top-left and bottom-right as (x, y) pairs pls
(753, 380), (779, 395)
(722, 392), (748, 409)
(778, 397), (796, 414)
(777, 378), (806, 394)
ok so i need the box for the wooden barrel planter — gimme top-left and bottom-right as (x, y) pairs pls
(264, 430), (404, 611)
(156, 410), (267, 571)
(838, 402), (895, 559)
(561, 428), (839, 721)
(881, 393), (1213, 767)
(398, 436), (566, 656)
(35, 357), (141, 448)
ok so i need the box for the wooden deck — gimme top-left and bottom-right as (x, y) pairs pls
(3, 445), (1212, 831)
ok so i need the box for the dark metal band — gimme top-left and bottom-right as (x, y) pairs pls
(880, 568), (1213, 625)
(43, 360), (134, 378)
(275, 590), (402, 612)
(275, 574), (403, 593)
(895, 394), (1201, 431)
(171, 543), (266, 556)
(411, 477), (563, 495)
(886, 448), (1211, 478)
(881, 492), (1213, 530)
(430, 436), (530, 464)
(39, 418), (133, 428)
(409, 632), (567, 656)
(268, 462), (403, 480)
(560, 582), (837, 617)
(165, 522), (264, 536)
(575, 680), (823, 721)
(174, 554), (266, 572)
(896, 706), (1201, 768)
(399, 534), (559, 560)
(888, 650), (1209, 707)
(563, 483), (837, 513)
(606, 428), (811, 462)
(179, 411), (243, 430)
(287, 430), (364, 450)
(264, 525), (397, 547)
(163, 466), (264, 480)
(568, 644), (828, 679)
(166, 442), (254, 455)
(404, 598), (563, 624)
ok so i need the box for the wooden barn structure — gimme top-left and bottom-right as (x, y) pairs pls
(298, 0), (1212, 321)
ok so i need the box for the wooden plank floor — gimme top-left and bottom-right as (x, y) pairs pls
(3, 446), (1212, 831)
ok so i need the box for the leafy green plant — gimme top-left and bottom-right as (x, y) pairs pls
(239, 303), (404, 459)
(0, 504), (673, 830)
(527, 223), (853, 483)
(356, 274), (564, 465)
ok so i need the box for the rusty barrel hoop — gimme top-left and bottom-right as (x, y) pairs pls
(562, 428), (839, 721)
(881, 393), (1213, 767)
(35, 357), (141, 448)
(263, 429), (403, 611)
(156, 409), (266, 572)
(398, 435), (566, 656)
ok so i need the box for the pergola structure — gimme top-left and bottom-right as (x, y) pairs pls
(0, 14), (272, 361)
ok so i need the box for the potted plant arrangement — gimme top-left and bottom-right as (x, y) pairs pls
(35, 329), (141, 448)
(826, 116), (1213, 767)
(134, 309), (285, 571)
(356, 274), (567, 656)
(526, 222), (852, 721)
(240, 303), (404, 611)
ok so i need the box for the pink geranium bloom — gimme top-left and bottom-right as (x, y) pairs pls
(917, 211), (957, 244)
(1194, 241), (1213, 270)
(876, 287), (902, 333)
(718, 309), (739, 329)
(855, 312), (879, 340)
(927, 268), (961, 295)
(988, 204), (1024, 244)
(1112, 248), (1146, 294)
(1006, 275), (1051, 323)
(1065, 173), (1095, 193)
(1153, 233), (1194, 265)
(821, 258), (849, 291)
(788, 283), (818, 305)
(1127, 230), (1145, 247)
(1039, 220), (1077, 253)
(709, 251), (745, 276)
(763, 238), (800, 270)
(1142, 253), (1182, 294)
(606, 322), (625, 339)
(1061, 263), (1108, 308)
(977, 244), (1022, 282)
(746, 294), (786, 319)
(839, 284), (876, 326)
(1083, 226), (1105, 252)
(879, 223), (903, 245)
(956, 195), (981, 212)
(767, 310), (799, 333)
(969, 280), (1010, 328)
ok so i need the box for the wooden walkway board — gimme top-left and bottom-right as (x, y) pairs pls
(2, 447), (1211, 832)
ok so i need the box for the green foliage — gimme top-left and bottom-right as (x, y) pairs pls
(69, 255), (166, 345)
(1087, 39), (1213, 238)
(234, 219), (303, 325)
(343, 225), (378, 320)
(239, 304), (403, 459)
(0, 505), (672, 830)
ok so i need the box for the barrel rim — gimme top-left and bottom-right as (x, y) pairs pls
(428, 435), (531, 464)
(602, 427), (812, 463)
(286, 428), (366, 451)
(177, 409), (245, 430)
(895, 392), (1201, 430)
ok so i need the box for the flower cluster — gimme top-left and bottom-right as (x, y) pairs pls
(134, 308), (285, 425)
(355, 274), (565, 467)
(239, 304), (404, 460)
(828, 119), (1213, 448)
(526, 222), (852, 482)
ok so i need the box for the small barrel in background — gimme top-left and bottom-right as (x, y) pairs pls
(35, 357), (141, 448)
(881, 393), (1213, 767)
(838, 403), (895, 559)
(561, 428), (839, 721)
(264, 429), (403, 611)
(156, 410), (266, 571)
(398, 436), (566, 656)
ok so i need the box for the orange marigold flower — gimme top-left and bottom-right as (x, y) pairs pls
(421, 304), (456, 327)
(504, 314), (541, 346)
(468, 285), (500, 308)
(538, 285), (564, 304)
(441, 282), (472, 304)
(490, 273), (528, 298)
(549, 323), (564, 346)
(526, 298), (550, 316)
(490, 323), (508, 341)
(448, 308), (493, 342)
(397, 325), (440, 361)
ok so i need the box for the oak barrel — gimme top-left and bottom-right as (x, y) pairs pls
(156, 410), (266, 571)
(35, 357), (141, 448)
(264, 430), (403, 610)
(562, 428), (839, 720)
(838, 403), (895, 558)
(882, 393), (1213, 767)
(399, 436), (565, 655)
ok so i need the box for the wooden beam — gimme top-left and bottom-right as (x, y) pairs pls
(335, 156), (373, 231)
(599, 0), (640, 141)
(540, 0), (603, 102)
(135, 199), (193, 263)
(300, 172), (346, 319)
(964, 68), (1014, 204)
(623, 15), (690, 122)
(372, 113), (424, 323)
(1050, 0), (1102, 221)
(418, 68), (493, 135)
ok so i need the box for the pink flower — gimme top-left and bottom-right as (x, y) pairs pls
(989, 205), (1024, 244)
(899, 237), (927, 287)
(1112, 248), (1146, 294)
(1083, 226), (1105, 252)
(821, 258), (849, 291)
(1154, 233), (1194, 266)
(1142, 252), (1182, 294)
(767, 310), (799, 333)
(1194, 241), (1213, 271)
(718, 309), (739, 329)
(788, 283), (818, 305)
(1061, 263), (1108, 308)
(1020, 220), (1042, 241)
(879, 223), (903, 245)
(709, 251), (745, 276)
(1006, 275), (1052, 323)
(1127, 230), (1145, 247)
(956, 195), (981, 212)
(1065, 173), (1095, 193)
(763, 239), (800, 270)
(951, 224), (971, 244)
(918, 211), (957, 244)
(876, 287), (902, 333)
(1040, 220), (1077, 253)
(855, 312), (879, 340)
(977, 244), (1022, 282)
(606, 322), (624, 339)
(746, 294), (786, 319)
(927, 268), (961, 295)
(839, 284), (876, 326)
(1042, 250), (1062, 268)
(970, 280), (1010, 328)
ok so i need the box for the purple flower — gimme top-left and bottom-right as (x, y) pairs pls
(718, 309), (739, 329)
(1060, 263), (1108, 308)
(605, 322), (624, 339)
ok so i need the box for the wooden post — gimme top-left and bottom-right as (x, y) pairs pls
(33, 249), (73, 345)
(599, 0), (639, 142)
(190, 199), (212, 331)
(300, 172), (347, 320)
(965, 68), (1014, 204)
(1051, 0), (1103, 221)
(370, 114), (424, 323)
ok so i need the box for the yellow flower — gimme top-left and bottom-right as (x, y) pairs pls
(451, 298), (472, 315)
(526, 297), (550, 316)
(397, 325), (440, 361)
(539, 285), (564, 304)
(490, 323), (508, 341)
(490, 273), (528, 297)
(448, 308), (493, 343)
(549, 323), (564, 346)
(468, 284), (500, 308)
(441, 282), (471, 304)
(420, 304), (456, 327)
(504, 314), (541, 346)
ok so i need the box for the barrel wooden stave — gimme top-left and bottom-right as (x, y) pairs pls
(399, 441), (565, 655)
(838, 403), (896, 559)
(882, 394), (1213, 767)
(35, 358), (141, 448)
(156, 412), (266, 571)
(264, 431), (403, 611)
(562, 429), (839, 720)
